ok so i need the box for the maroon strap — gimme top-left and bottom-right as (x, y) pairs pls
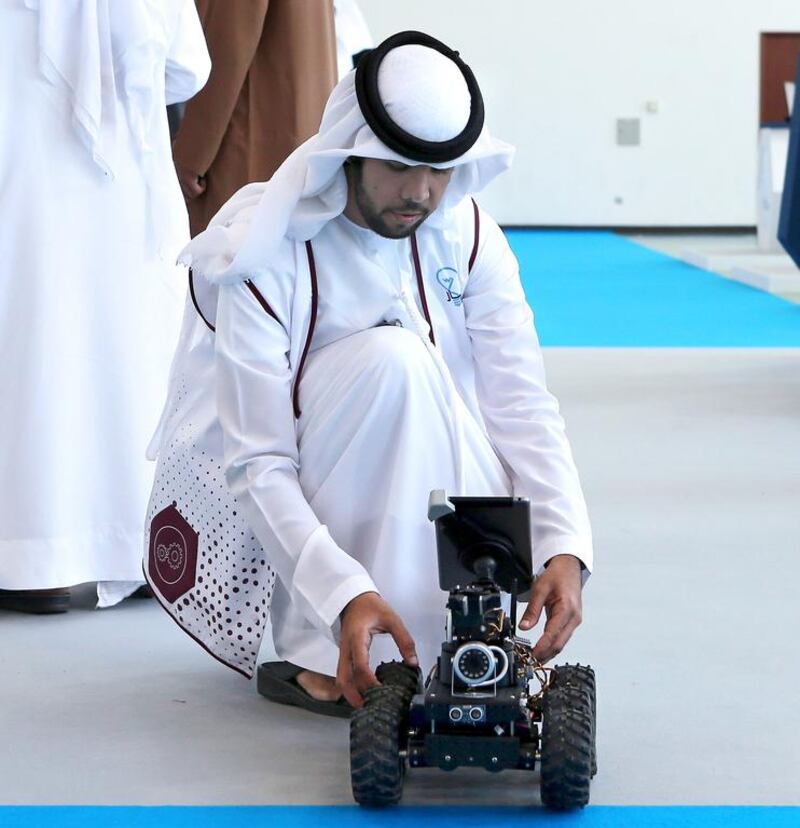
(189, 270), (279, 332)
(292, 240), (319, 418)
(468, 198), (480, 273)
(244, 280), (279, 322)
(189, 269), (215, 332)
(410, 233), (436, 346)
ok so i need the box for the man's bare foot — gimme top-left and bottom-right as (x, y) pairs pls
(295, 669), (342, 702)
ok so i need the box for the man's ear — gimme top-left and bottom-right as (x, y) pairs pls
(343, 157), (362, 186)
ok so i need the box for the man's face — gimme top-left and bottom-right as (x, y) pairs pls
(344, 159), (454, 239)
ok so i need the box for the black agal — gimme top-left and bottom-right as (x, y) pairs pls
(355, 31), (485, 164)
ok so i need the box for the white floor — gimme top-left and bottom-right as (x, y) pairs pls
(3, 348), (799, 807)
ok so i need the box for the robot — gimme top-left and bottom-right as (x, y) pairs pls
(349, 491), (596, 809)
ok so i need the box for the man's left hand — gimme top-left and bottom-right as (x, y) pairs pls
(174, 160), (206, 201)
(518, 554), (583, 663)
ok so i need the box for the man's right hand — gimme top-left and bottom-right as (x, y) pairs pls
(174, 160), (206, 200)
(337, 591), (418, 708)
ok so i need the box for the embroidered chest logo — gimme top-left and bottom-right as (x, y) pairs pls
(436, 266), (462, 307)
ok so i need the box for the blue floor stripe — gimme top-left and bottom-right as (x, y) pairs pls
(506, 230), (800, 347)
(1, 807), (798, 828)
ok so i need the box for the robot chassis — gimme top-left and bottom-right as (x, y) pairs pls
(349, 492), (597, 810)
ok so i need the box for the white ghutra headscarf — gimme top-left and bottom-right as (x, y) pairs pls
(181, 31), (515, 286)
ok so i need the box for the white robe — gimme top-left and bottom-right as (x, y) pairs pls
(0, 0), (210, 601)
(144, 199), (592, 677)
(333, 0), (373, 80)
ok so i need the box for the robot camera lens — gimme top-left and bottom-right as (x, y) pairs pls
(459, 650), (490, 678)
(453, 642), (496, 687)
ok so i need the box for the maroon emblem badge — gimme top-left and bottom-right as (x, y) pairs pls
(148, 504), (198, 603)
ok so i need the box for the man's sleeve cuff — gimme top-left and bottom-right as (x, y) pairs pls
(292, 524), (379, 629)
(534, 536), (593, 586)
(316, 575), (380, 629)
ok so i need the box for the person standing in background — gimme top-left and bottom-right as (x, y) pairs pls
(0, 0), (210, 613)
(333, 0), (373, 81)
(173, 0), (338, 237)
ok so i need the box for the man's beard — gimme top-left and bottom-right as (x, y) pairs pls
(352, 175), (429, 239)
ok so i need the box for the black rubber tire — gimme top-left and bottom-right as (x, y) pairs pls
(583, 667), (598, 778)
(539, 664), (596, 810)
(375, 660), (421, 701)
(560, 664), (598, 776)
(350, 685), (407, 806)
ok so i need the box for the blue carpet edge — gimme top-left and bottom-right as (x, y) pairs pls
(1, 805), (798, 828)
(504, 229), (800, 347)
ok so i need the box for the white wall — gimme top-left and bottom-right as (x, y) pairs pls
(359, 0), (800, 226)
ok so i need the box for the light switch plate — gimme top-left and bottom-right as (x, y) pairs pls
(616, 118), (641, 146)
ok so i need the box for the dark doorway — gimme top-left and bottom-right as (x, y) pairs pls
(760, 32), (800, 125)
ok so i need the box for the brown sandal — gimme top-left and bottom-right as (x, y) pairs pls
(0, 588), (70, 614)
(256, 661), (353, 719)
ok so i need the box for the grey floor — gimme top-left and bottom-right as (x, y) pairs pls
(624, 230), (800, 304)
(2, 348), (799, 806)
(623, 230), (758, 259)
